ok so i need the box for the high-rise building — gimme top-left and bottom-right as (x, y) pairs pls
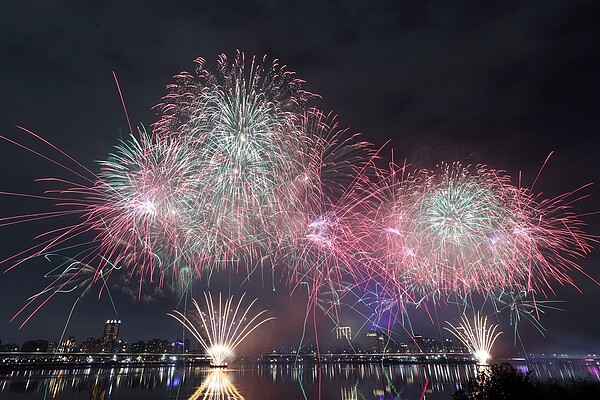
(334, 326), (353, 354)
(102, 319), (121, 352)
(335, 326), (352, 341)
(366, 328), (388, 353)
(59, 336), (76, 353)
(103, 319), (121, 342)
(367, 329), (380, 353)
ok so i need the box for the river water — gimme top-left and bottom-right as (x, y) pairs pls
(1, 359), (598, 399)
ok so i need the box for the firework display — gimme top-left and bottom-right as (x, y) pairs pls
(2, 53), (372, 295)
(271, 109), (376, 303)
(0, 52), (596, 338)
(96, 52), (375, 289)
(168, 292), (275, 367)
(369, 162), (595, 302)
(151, 53), (318, 268)
(445, 313), (502, 364)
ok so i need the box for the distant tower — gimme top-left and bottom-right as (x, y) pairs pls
(103, 319), (121, 342)
(59, 336), (76, 353)
(102, 319), (121, 352)
(334, 326), (352, 354)
(366, 328), (388, 353)
(367, 329), (380, 353)
(335, 326), (352, 341)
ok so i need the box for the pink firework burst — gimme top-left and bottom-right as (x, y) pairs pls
(369, 161), (596, 303)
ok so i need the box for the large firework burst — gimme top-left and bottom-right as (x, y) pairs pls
(370, 162), (595, 303)
(151, 53), (317, 268)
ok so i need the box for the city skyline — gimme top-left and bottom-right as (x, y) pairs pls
(1, 0), (599, 358)
(1, 321), (471, 356)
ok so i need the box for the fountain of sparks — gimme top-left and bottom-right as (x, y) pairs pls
(168, 292), (274, 367)
(444, 312), (502, 365)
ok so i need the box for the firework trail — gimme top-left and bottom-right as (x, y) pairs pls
(93, 128), (241, 279)
(7, 255), (118, 329)
(168, 292), (275, 367)
(445, 312), (502, 364)
(373, 162), (524, 299)
(491, 289), (565, 339)
(0, 127), (141, 323)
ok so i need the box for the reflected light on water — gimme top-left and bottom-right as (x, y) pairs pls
(0, 359), (598, 399)
(188, 369), (244, 400)
(588, 365), (600, 380)
(340, 385), (358, 400)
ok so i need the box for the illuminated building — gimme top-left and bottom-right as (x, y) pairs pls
(335, 326), (352, 341)
(102, 319), (121, 352)
(366, 329), (387, 353)
(334, 326), (353, 353)
(366, 329), (380, 353)
(103, 319), (121, 342)
(59, 336), (76, 353)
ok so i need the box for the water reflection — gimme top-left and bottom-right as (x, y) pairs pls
(275, 363), (476, 400)
(512, 359), (600, 382)
(189, 369), (244, 400)
(0, 359), (597, 399)
(0, 365), (190, 399)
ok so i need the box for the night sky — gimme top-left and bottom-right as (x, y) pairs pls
(1, 0), (599, 356)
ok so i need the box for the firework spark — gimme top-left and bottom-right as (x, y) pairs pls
(445, 312), (502, 364)
(168, 292), (274, 367)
